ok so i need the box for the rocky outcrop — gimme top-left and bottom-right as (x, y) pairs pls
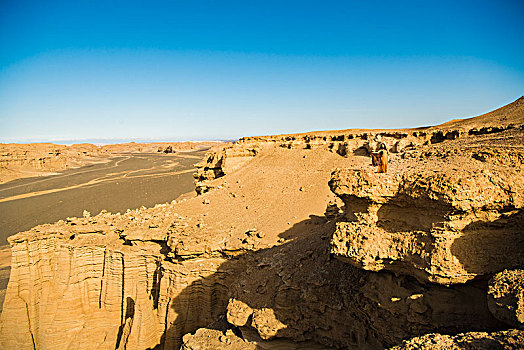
(193, 142), (258, 195)
(241, 131), (418, 155)
(488, 269), (524, 329)
(0, 143), (104, 183)
(160, 145), (174, 153)
(389, 329), (524, 350)
(181, 328), (257, 350)
(224, 221), (503, 348)
(324, 112), (524, 347)
(193, 149), (227, 195)
(0, 208), (242, 350)
(329, 169), (524, 285)
(238, 95), (524, 157)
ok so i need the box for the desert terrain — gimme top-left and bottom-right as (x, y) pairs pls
(0, 142), (221, 316)
(0, 141), (222, 184)
(0, 97), (523, 349)
(0, 151), (206, 244)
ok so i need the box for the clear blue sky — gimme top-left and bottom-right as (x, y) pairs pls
(1, 0), (523, 142)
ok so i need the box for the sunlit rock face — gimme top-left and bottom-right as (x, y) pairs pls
(389, 329), (524, 350)
(329, 166), (524, 285)
(0, 211), (241, 350)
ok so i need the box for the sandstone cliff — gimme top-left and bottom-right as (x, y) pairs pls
(1, 97), (523, 349)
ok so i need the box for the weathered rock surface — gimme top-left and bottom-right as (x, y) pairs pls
(389, 329), (524, 350)
(0, 143), (103, 184)
(0, 208), (242, 349)
(225, 220), (503, 348)
(328, 108), (524, 285)
(193, 148), (227, 195)
(488, 269), (524, 329)
(1, 97), (523, 349)
(0, 245), (10, 313)
(181, 328), (257, 350)
(329, 165), (524, 284)
(192, 142), (259, 195)
(181, 325), (329, 350)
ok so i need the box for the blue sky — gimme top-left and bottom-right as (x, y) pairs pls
(1, 1), (523, 142)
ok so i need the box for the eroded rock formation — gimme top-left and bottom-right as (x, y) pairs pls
(390, 329), (524, 350)
(0, 207), (242, 349)
(488, 269), (524, 329)
(329, 166), (524, 284)
(1, 97), (523, 349)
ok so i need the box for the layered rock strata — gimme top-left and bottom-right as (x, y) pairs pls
(0, 208), (242, 349)
(0, 143), (103, 184)
(1, 141), (357, 349)
(193, 142), (258, 195)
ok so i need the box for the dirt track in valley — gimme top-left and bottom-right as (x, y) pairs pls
(0, 152), (203, 245)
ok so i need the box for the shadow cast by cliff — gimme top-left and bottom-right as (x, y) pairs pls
(450, 208), (524, 277)
(155, 210), (505, 349)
